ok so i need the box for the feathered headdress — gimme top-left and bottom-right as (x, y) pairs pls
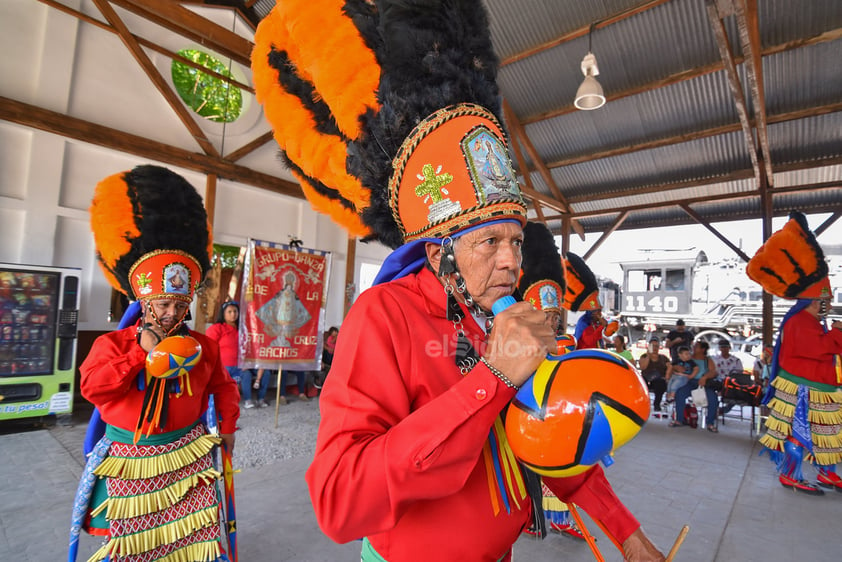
(746, 211), (830, 299)
(519, 222), (565, 313)
(90, 165), (212, 302)
(563, 252), (601, 312)
(251, 0), (527, 250)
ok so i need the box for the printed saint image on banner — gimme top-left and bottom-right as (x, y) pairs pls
(239, 240), (331, 370)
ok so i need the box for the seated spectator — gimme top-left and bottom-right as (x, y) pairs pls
(612, 334), (634, 362)
(712, 339), (743, 380)
(247, 368), (272, 408)
(638, 337), (669, 412)
(278, 370), (310, 405)
(665, 346), (698, 402)
(753, 345), (773, 387)
(713, 339), (744, 414)
(670, 340), (719, 432)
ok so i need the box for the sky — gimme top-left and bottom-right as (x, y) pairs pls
(565, 212), (842, 283)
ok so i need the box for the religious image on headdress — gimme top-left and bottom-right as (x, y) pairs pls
(239, 239), (331, 370)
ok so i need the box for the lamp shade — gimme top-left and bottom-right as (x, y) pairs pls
(574, 74), (605, 110)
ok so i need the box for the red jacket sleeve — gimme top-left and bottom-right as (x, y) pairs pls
(80, 329), (146, 407)
(304, 288), (518, 544)
(543, 465), (640, 544)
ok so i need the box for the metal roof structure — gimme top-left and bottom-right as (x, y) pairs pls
(6, 0), (841, 253)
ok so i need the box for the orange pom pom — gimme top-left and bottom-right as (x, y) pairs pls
(554, 334), (577, 355)
(145, 336), (202, 380)
(505, 349), (649, 477)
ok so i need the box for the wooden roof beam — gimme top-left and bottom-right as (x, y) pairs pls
(500, 0), (672, 67)
(557, 179), (842, 220)
(502, 99), (585, 239)
(111, 0), (253, 67)
(0, 96), (302, 199)
(93, 0), (220, 157)
(545, 101), (842, 170)
(503, 102), (546, 227)
(705, 0), (761, 184)
(815, 211), (842, 237)
(223, 131), (274, 162)
(680, 202), (751, 261)
(38, 0), (254, 94)
(736, 0), (774, 185)
(582, 211), (628, 261)
(521, 26), (842, 126)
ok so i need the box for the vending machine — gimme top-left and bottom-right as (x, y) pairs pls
(0, 263), (81, 421)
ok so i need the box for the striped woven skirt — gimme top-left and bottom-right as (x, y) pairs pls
(760, 371), (842, 467)
(87, 423), (225, 562)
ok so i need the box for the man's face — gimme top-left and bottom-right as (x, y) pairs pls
(676, 322), (685, 332)
(592, 308), (603, 322)
(452, 221), (523, 311)
(145, 298), (189, 331)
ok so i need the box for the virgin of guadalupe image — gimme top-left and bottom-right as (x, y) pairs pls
(255, 270), (312, 348)
(471, 134), (518, 200)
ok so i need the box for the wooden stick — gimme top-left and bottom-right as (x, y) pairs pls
(567, 504), (605, 562)
(665, 525), (690, 562)
(274, 369), (282, 429)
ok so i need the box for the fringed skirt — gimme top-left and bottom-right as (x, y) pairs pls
(540, 482), (571, 526)
(88, 423), (224, 562)
(760, 371), (842, 467)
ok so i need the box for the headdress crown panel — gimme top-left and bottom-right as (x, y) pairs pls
(252, 0), (526, 249)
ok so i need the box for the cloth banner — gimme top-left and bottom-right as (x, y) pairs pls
(238, 239), (331, 371)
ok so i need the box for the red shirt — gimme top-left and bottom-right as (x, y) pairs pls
(779, 309), (842, 386)
(306, 268), (638, 561)
(205, 322), (240, 368)
(577, 324), (605, 350)
(81, 327), (240, 434)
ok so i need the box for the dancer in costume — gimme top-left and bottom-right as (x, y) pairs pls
(74, 165), (240, 561)
(518, 222), (585, 541)
(565, 252), (610, 350)
(747, 211), (842, 495)
(252, 2), (664, 560)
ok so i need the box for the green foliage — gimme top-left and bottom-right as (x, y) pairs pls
(212, 244), (242, 269)
(172, 49), (242, 123)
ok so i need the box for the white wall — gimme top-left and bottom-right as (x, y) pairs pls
(0, 0), (392, 332)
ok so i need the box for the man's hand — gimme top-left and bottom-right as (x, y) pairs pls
(622, 527), (665, 561)
(483, 301), (555, 387)
(220, 432), (235, 453)
(138, 323), (167, 352)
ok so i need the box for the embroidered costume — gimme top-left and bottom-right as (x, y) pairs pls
(252, 1), (649, 560)
(71, 166), (239, 561)
(748, 211), (842, 494)
(307, 267), (638, 560)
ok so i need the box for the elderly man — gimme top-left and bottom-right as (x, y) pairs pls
(76, 166), (239, 562)
(253, 1), (664, 560)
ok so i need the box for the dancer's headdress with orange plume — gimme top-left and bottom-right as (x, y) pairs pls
(563, 253), (601, 312)
(747, 211), (831, 300)
(90, 165), (212, 305)
(89, 164), (212, 441)
(251, 0), (526, 254)
(519, 223), (565, 315)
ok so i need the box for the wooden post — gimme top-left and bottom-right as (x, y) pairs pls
(560, 217), (571, 331)
(195, 173), (218, 333)
(344, 237), (357, 317)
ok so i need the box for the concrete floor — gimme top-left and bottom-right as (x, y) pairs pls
(1, 404), (839, 562)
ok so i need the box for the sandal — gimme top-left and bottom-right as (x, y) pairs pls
(707, 425), (719, 433)
(668, 421), (685, 428)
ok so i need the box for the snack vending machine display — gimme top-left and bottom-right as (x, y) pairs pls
(0, 263), (80, 421)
